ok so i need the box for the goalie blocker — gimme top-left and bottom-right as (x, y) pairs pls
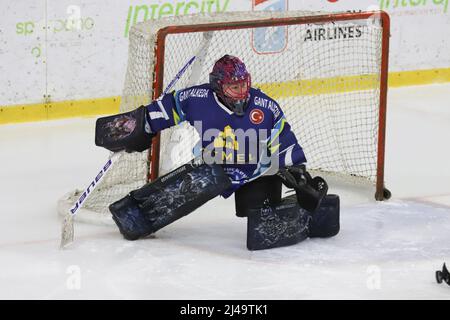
(95, 105), (155, 153)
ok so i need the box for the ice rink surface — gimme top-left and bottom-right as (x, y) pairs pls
(0, 84), (449, 299)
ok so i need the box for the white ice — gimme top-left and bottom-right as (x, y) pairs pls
(1, 84), (450, 299)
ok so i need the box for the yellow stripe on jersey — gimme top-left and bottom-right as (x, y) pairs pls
(173, 109), (181, 125)
(268, 117), (286, 149)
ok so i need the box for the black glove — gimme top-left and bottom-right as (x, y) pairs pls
(277, 164), (328, 212)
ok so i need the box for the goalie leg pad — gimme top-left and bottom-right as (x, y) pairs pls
(108, 195), (153, 241)
(246, 195), (310, 251)
(308, 194), (340, 238)
(95, 105), (154, 153)
(109, 160), (232, 240)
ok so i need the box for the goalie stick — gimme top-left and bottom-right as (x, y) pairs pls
(60, 31), (214, 248)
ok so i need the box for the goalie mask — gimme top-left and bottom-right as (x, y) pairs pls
(209, 55), (251, 116)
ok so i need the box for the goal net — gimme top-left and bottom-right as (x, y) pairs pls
(57, 10), (390, 224)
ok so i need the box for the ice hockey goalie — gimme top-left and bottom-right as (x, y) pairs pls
(95, 55), (340, 250)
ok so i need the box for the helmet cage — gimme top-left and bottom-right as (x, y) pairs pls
(209, 55), (251, 116)
(221, 76), (251, 101)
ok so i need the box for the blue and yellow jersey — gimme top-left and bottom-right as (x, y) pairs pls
(145, 83), (306, 197)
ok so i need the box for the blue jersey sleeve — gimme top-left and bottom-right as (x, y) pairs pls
(268, 110), (307, 168)
(145, 91), (187, 133)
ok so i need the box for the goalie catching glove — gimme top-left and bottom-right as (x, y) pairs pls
(95, 105), (155, 153)
(277, 164), (328, 213)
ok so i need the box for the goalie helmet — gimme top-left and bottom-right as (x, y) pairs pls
(209, 55), (251, 116)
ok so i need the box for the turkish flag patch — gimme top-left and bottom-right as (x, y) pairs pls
(249, 109), (264, 125)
